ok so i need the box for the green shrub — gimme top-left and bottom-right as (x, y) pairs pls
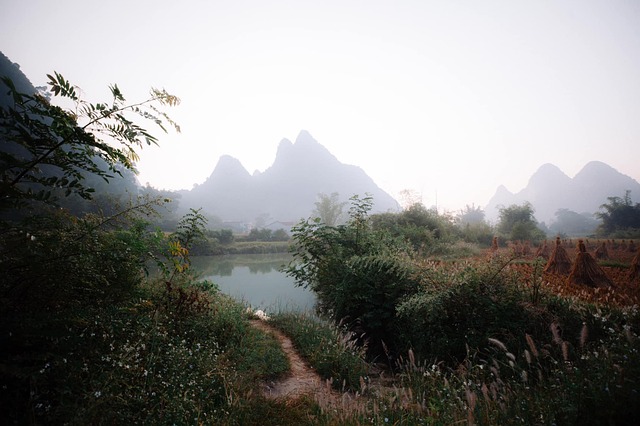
(397, 259), (574, 364)
(286, 195), (418, 357)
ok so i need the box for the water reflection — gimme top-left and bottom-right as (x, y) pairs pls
(191, 254), (315, 312)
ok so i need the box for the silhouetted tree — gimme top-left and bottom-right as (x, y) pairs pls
(456, 204), (486, 225)
(549, 208), (599, 237)
(312, 192), (347, 226)
(595, 191), (640, 237)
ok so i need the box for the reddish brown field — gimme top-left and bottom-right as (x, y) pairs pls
(490, 239), (640, 307)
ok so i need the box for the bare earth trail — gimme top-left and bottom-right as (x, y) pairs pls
(249, 320), (336, 401)
(249, 319), (412, 417)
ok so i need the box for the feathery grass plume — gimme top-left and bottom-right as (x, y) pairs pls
(408, 348), (416, 370)
(567, 240), (613, 288)
(544, 237), (572, 275)
(488, 337), (508, 352)
(580, 323), (589, 348)
(481, 383), (490, 401)
(561, 341), (570, 362)
(465, 387), (477, 425)
(524, 349), (532, 365)
(525, 333), (539, 358)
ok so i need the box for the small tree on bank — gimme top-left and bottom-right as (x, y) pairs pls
(497, 202), (546, 243)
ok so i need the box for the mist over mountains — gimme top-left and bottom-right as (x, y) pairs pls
(485, 161), (640, 224)
(178, 131), (400, 222)
(5, 51), (638, 231)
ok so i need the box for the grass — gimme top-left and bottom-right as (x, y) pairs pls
(2, 277), (291, 424)
(4, 245), (640, 424)
(268, 311), (369, 393)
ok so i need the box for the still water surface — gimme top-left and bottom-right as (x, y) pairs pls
(191, 253), (316, 312)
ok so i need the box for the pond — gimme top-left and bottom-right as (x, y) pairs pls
(191, 253), (316, 312)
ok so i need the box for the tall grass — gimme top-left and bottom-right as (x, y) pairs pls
(268, 311), (369, 392)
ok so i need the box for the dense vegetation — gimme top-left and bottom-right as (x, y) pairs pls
(2, 71), (640, 424)
(285, 197), (640, 424)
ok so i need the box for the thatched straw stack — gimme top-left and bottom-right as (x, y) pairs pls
(544, 237), (572, 275)
(491, 236), (499, 252)
(594, 241), (609, 260)
(536, 240), (550, 259)
(629, 240), (637, 253)
(630, 247), (640, 282)
(567, 240), (613, 288)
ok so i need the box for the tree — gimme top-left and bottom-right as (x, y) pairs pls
(456, 204), (486, 225)
(0, 72), (180, 211)
(0, 71), (180, 308)
(548, 208), (599, 237)
(497, 202), (546, 242)
(370, 202), (455, 252)
(286, 194), (416, 357)
(312, 192), (347, 226)
(398, 189), (422, 210)
(595, 191), (640, 237)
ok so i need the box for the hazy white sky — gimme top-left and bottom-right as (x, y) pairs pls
(2, 0), (639, 212)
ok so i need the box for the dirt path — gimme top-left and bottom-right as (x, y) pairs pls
(249, 319), (412, 418)
(249, 320), (345, 408)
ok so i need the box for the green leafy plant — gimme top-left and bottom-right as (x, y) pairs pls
(286, 194), (417, 357)
(0, 72), (179, 210)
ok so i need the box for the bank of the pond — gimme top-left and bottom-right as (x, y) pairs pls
(192, 240), (292, 256)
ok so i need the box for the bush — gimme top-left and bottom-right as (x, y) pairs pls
(286, 195), (418, 357)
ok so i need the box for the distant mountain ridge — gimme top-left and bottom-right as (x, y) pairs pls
(179, 131), (400, 222)
(485, 161), (640, 224)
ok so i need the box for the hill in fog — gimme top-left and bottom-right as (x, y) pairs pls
(485, 161), (640, 224)
(179, 130), (399, 223)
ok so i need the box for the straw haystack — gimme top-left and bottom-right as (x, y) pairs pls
(536, 240), (550, 259)
(620, 240), (628, 251)
(491, 236), (499, 252)
(567, 240), (613, 288)
(629, 240), (637, 253)
(594, 241), (609, 260)
(544, 237), (572, 275)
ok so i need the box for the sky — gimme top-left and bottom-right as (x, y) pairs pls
(2, 0), (639, 213)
